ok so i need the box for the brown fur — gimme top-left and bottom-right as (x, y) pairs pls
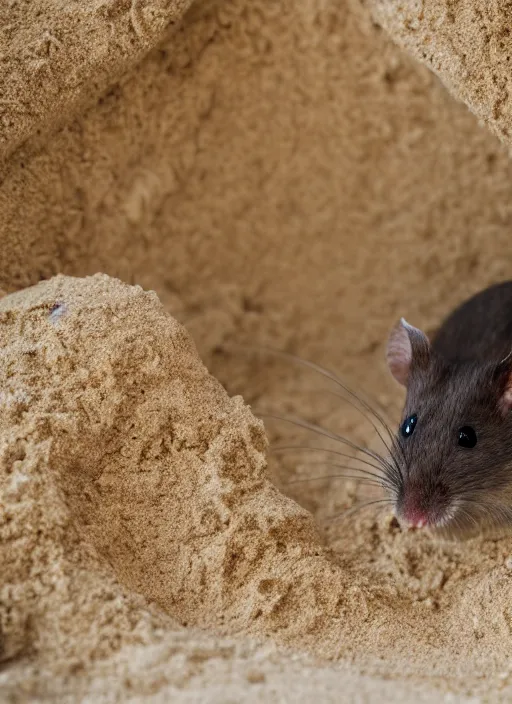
(387, 281), (512, 535)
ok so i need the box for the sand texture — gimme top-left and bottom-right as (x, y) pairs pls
(1, 273), (505, 703)
(369, 0), (512, 148)
(0, 0), (192, 164)
(2, 0), (512, 701)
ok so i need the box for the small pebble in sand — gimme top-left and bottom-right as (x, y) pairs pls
(49, 302), (67, 324)
(246, 670), (266, 684)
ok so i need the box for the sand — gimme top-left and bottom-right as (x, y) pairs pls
(2, 273), (503, 703)
(0, 0), (192, 163)
(2, 0), (512, 701)
(369, 0), (512, 149)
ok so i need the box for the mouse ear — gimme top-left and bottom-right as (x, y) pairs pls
(496, 351), (512, 415)
(386, 318), (431, 386)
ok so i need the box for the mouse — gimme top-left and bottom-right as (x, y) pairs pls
(385, 280), (512, 535)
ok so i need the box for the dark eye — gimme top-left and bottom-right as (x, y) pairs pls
(458, 426), (477, 448)
(400, 413), (417, 438)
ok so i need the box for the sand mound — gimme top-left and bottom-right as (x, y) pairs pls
(3, 274), (512, 701)
(0, 0), (192, 165)
(0, 273), (347, 647)
(0, 274), (364, 698)
(369, 0), (512, 147)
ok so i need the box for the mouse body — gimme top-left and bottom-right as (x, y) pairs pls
(386, 280), (512, 534)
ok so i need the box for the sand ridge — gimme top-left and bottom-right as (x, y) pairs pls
(369, 0), (512, 148)
(0, 274), (377, 664)
(0, 0), (192, 165)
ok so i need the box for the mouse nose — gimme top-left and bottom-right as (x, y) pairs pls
(401, 505), (428, 528)
(399, 488), (431, 528)
(398, 482), (452, 529)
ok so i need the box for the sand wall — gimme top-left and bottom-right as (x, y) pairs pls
(370, 0), (512, 149)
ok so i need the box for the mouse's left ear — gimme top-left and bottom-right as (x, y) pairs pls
(496, 351), (512, 415)
(386, 318), (431, 387)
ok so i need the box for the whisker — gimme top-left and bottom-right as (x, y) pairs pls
(315, 386), (409, 490)
(260, 412), (403, 488)
(292, 386), (394, 457)
(285, 473), (385, 487)
(227, 341), (398, 435)
(390, 435), (408, 482)
(260, 412), (395, 475)
(322, 498), (393, 525)
(449, 512), (468, 538)
(462, 497), (512, 527)
(225, 341), (406, 487)
(488, 501), (512, 525)
(237, 342), (396, 435)
(270, 445), (387, 474)
(283, 463), (392, 488)
(456, 506), (481, 532)
(283, 460), (395, 487)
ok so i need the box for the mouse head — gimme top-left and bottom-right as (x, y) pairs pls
(385, 318), (512, 533)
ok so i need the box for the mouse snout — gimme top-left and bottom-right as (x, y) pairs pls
(401, 502), (428, 529)
(397, 481), (452, 529)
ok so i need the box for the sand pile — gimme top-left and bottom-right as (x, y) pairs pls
(369, 0), (512, 148)
(3, 0), (512, 700)
(3, 274), (512, 702)
(0, 0), (192, 163)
